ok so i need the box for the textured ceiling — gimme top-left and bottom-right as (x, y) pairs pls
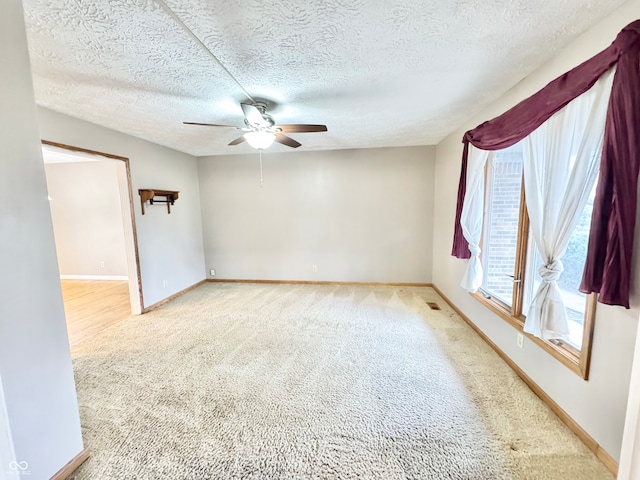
(23, 0), (627, 156)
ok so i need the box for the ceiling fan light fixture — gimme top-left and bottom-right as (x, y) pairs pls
(244, 131), (275, 149)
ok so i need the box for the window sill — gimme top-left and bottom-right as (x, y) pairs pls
(470, 291), (593, 379)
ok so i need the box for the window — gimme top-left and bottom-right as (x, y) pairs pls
(481, 147), (524, 309)
(456, 70), (613, 380)
(475, 143), (596, 379)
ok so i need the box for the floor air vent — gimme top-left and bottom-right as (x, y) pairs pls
(426, 302), (441, 310)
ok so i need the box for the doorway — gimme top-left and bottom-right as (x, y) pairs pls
(41, 141), (143, 345)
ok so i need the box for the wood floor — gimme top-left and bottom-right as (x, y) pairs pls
(61, 280), (131, 346)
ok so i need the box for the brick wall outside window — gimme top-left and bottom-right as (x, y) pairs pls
(482, 152), (523, 304)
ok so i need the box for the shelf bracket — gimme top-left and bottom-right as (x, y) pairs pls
(138, 189), (180, 214)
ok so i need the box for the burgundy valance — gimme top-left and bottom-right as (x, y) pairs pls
(452, 20), (640, 308)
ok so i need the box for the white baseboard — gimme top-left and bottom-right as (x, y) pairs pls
(60, 275), (128, 281)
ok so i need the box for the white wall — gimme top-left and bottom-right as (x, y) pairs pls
(619, 322), (640, 478)
(37, 108), (207, 308)
(198, 146), (435, 283)
(0, 1), (84, 477)
(45, 160), (128, 278)
(432, 0), (640, 462)
(0, 377), (15, 480)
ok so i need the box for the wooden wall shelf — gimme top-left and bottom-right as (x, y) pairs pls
(138, 189), (179, 214)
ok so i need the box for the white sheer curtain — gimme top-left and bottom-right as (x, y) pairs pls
(522, 69), (615, 340)
(460, 146), (490, 292)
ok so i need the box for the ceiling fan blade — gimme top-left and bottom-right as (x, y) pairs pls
(278, 124), (327, 133)
(241, 103), (268, 127)
(274, 133), (301, 148)
(184, 122), (239, 128)
(228, 135), (246, 146)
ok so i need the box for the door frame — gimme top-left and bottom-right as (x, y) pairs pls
(41, 140), (144, 314)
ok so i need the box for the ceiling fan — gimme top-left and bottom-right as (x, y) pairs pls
(184, 103), (328, 149)
(153, 0), (326, 151)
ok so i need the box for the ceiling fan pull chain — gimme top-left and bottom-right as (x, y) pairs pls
(259, 150), (264, 188)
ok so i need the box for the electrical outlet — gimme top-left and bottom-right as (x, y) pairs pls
(517, 332), (524, 349)
(210, 269), (216, 276)
(312, 265), (318, 272)
(163, 279), (168, 288)
(100, 261), (105, 268)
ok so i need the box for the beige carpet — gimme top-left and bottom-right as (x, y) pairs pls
(67, 283), (613, 479)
